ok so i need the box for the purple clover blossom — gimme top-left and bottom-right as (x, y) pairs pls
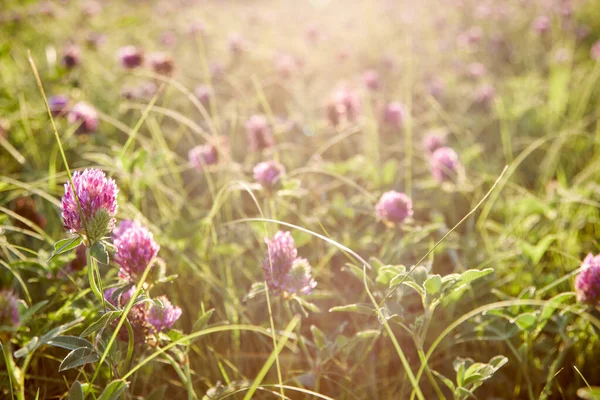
(112, 220), (139, 240)
(326, 87), (360, 126)
(104, 286), (136, 308)
(246, 115), (274, 151)
(423, 130), (447, 154)
(189, 144), (219, 171)
(118, 45), (144, 69)
(383, 102), (407, 128)
(474, 84), (495, 107)
(62, 44), (81, 69)
(591, 41), (600, 61)
(431, 147), (461, 183)
(363, 69), (380, 91)
(61, 169), (118, 243)
(148, 296), (182, 333)
(104, 286), (151, 343)
(0, 290), (19, 327)
(253, 160), (285, 189)
(148, 52), (174, 76)
(376, 191), (414, 224)
(575, 254), (600, 304)
(115, 223), (159, 282)
(263, 231), (298, 293)
(532, 16), (550, 34)
(49, 95), (69, 117)
(282, 258), (317, 295)
(194, 85), (213, 107)
(67, 102), (99, 134)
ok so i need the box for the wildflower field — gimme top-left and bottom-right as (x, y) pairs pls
(3, 0), (600, 398)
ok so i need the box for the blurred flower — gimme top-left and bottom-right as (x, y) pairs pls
(431, 147), (461, 183)
(554, 48), (571, 64)
(282, 258), (317, 295)
(160, 31), (177, 47)
(148, 52), (174, 76)
(576, 253), (600, 304)
(113, 220), (138, 240)
(532, 16), (550, 34)
(253, 160), (285, 189)
(326, 87), (360, 126)
(263, 231), (298, 293)
(305, 24), (320, 44)
(423, 130), (446, 154)
(0, 290), (19, 327)
(82, 0), (101, 16)
(210, 62), (226, 80)
(118, 46), (144, 69)
(363, 69), (380, 90)
(456, 27), (482, 48)
(189, 144), (219, 170)
(115, 223), (160, 282)
(228, 33), (245, 54)
(61, 169), (118, 242)
(376, 191), (413, 224)
(246, 115), (274, 151)
(86, 32), (107, 49)
(474, 84), (495, 107)
(591, 41), (600, 61)
(194, 85), (213, 107)
(62, 44), (81, 69)
(275, 54), (298, 79)
(383, 102), (407, 128)
(68, 102), (99, 134)
(49, 95), (69, 117)
(12, 197), (46, 230)
(189, 21), (206, 37)
(576, 25), (590, 40)
(466, 62), (487, 80)
(428, 77), (445, 99)
(148, 296), (182, 332)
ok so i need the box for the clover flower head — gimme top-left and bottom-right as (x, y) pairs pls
(431, 147), (461, 183)
(61, 169), (118, 242)
(376, 191), (413, 224)
(114, 223), (159, 282)
(148, 296), (182, 333)
(0, 290), (19, 327)
(253, 160), (285, 189)
(575, 254), (600, 304)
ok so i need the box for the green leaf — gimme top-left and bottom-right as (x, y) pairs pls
(431, 370), (455, 393)
(512, 312), (538, 331)
(424, 275), (442, 295)
(90, 241), (109, 265)
(68, 381), (84, 400)
(48, 237), (82, 261)
(48, 336), (94, 351)
(355, 330), (380, 340)
(14, 336), (38, 358)
(457, 268), (494, 285)
(577, 387), (600, 400)
(462, 373), (485, 387)
(192, 309), (215, 331)
(59, 347), (100, 371)
(311, 325), (327, 349)
(19, 300), (49, 325)
(329, 303), (374, 316)
(540, 292), (575, 321)
(98, 379), (128, 400)
(293, 296), (321, 313)
(81, 311), (122, 337)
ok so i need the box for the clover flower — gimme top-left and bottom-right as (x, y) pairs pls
(376, 191), (413, 224)
(0, 290), (19, 327)
(104, 286), (150, 343)
(67, 102), (99, 134)
(263, 231), (297, 292)
(118, 45), (144, 69)
(575, 253), (600, 304)
(282, 258), (317, 295)
(48, 95), (69, 117)
(148, 52), (174, 76)
(326, 87), (360, 126)
(363, 69), (380, 90)
(591, 41), (600, 61)
(423, 130), (446, 154)
(114, 223), (159, 282)
(253, 160), (285, 189)
(148, 296), (182, 333)
(246, 115), (274, 151)
(383, 102), (407, 128)
(189, 144), (219, 170)
(62, 44), (81, 69)
(61, 169), (118, 243)
(431, 147), (461, 183)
